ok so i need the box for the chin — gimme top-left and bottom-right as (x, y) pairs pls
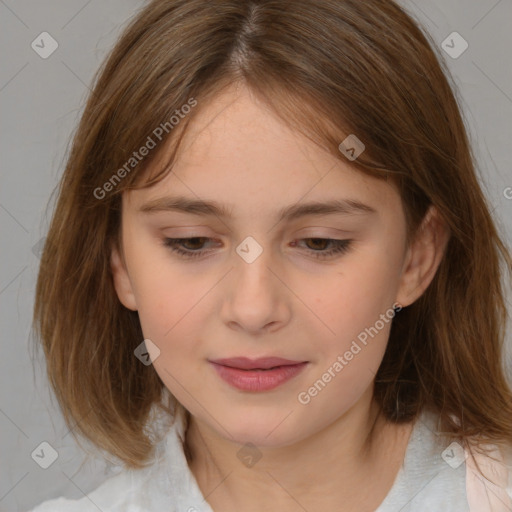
(219, 413), (305, 448)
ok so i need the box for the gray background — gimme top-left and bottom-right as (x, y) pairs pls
(1, 1), (511, 511)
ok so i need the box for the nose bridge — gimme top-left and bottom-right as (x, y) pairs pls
(233, 234), (276, 295)
(221, 234), (287, 331)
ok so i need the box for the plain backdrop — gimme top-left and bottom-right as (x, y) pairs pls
(1, 1), (511, 511)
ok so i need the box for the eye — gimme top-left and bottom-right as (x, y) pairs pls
(162, 237), (216, 259)
(291, 238), (352, 259)
(162, 237), (353, 261)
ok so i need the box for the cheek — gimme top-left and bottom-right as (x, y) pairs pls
(301, 270), (396, 413)
(133, 272), (209, 401)
(124, 236), (203, 337)
(131, 259), (225, 380)
(136, 274), (204, 345)
(310, 251), (401, 342)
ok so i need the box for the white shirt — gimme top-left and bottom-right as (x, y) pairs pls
(29, 405), (512, 512)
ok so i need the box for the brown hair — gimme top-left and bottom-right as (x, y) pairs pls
(33, 0), (512, 475)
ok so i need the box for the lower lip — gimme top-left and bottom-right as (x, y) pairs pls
(209, 362), (308, 391)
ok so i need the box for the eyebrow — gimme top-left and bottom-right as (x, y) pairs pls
(138, 195), (377, 222)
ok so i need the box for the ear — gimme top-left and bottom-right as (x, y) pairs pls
(110, 242), (138, 311)
(395, 205), (450, 308)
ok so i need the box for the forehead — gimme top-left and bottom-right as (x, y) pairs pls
(124, 85), (402, 221)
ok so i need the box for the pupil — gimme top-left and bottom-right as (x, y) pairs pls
(309, 238), (326, 250)
(187, 237), (204, 249)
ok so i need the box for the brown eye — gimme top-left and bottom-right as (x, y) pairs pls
(162, 237), (352, 261)
(162, 237), (218, 259)
(304, 238), (329, 250)
(292, 238), (353, 260)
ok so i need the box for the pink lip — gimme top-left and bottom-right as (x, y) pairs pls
(209, 359), (308, 392)
(210, 356), (305, 370)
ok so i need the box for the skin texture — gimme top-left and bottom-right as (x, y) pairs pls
(111, 84), (450, 511)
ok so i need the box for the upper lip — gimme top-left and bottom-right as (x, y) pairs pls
(209, 357), (306, 370)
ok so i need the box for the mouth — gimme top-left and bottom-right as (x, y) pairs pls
(208, 358), (309, 392)
(209, 356), (308, 371)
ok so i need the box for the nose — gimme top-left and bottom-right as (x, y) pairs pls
(220, 241), (291, 335)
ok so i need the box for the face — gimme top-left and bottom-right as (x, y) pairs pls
(111, 84), (440, 448)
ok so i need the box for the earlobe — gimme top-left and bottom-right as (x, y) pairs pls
(395, 205), (450, 308)
(110, 244), (138, 311)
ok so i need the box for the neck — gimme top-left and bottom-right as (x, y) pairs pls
(183, 389), (413, 512)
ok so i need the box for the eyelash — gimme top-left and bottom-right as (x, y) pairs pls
(162, 237), (352, 260)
